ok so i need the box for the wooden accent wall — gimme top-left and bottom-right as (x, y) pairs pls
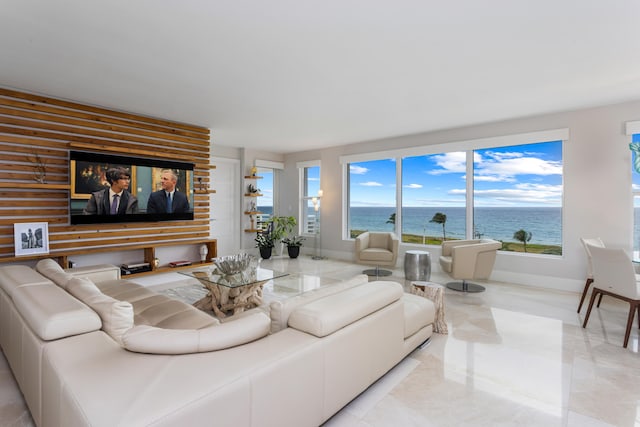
(0, 88), (212, 262)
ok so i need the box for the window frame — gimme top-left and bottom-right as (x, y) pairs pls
(297, 160), (321, 236)
(341, 128), (568, 254)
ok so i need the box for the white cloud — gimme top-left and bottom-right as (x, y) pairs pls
(473, 183), (563, 205)
(360, 181), (383, 187)
(428, 152), (467, 174)
(473, 175), (515, 183)
(404, 183), (423, 189)
(350, 165), (369, 174)
(475, 152), (562, 180)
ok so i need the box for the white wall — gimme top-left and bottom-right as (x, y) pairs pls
(279, 100), (640, 292)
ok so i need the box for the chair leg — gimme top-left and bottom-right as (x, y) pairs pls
(577, 278), (593, 313)
(582, 289), (600, 329)
(596, 293), (604, 308)
(623, 302), (638, 348)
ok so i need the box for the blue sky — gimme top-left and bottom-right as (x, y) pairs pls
(350, 141), (563, 207)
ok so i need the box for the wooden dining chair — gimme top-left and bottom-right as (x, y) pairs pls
(582, 244), (640, 348)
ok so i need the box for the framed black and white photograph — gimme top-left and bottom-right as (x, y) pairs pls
(14, 222), (49, 256)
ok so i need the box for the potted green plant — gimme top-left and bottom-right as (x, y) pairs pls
(282, 235), (305, 258)
(255, 232), (275, 259)
(266, 216), (297, 256)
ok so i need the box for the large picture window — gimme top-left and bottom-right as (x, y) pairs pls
(401, 152), (466, 244)
(473, 141), (563, 254)
(348, 159), (396, 238)
(343, 132), (565, 255)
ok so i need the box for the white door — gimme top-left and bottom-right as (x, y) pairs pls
(211, 158), (241, 256)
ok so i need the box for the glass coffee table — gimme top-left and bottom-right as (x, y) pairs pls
(179, 267), (288, 318)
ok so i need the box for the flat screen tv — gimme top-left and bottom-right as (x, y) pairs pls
(69, 150), (195, 225)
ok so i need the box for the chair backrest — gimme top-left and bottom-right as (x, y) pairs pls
(588, 244), (639, 299)
(368, 232), (391, 249)
(443, 239), (501, 280)
(580, 237), (605, 278)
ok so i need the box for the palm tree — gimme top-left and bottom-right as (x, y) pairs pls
(430, 212), (447, 241)
(386, 213), (396, 225)
(513, 229), (532, 252)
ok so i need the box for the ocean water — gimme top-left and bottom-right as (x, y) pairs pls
(262, 205), (640, 249)
(349, 206), (562, 245)
(260, 205), (563, 245)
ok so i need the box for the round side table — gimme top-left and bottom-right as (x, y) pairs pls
(404, 250), (431, 281)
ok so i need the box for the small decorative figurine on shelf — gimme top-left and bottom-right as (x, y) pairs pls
(250, 200), (257, 212)
(250, 215), (255, 230)
(248, 183), (259, 194)
(251, 166), (257, 176)
(199, 244), (208, 262)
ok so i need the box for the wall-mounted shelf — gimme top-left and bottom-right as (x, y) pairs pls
(244, 193), (262, 197)
(244, 175), (262, 179)
(244, 211), (262, 215)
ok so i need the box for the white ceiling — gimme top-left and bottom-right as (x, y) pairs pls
(2, 1), (640, 153)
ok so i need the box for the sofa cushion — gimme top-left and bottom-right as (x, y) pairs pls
(0, 265), (52, 297)
(402, 293), (435, 339)
(288, 280), (403, 337)
(121, 312), (271, 354)
(269, 274), (369, 333)
(96, 279), (218, 330)
(66, 277), (134, 345)
(35, 258), (74, 289)
(12, 283), (101, 341)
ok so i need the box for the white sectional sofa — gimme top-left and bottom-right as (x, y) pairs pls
(0, 259), (435, 427)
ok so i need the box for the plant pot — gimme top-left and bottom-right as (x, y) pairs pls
(287, 245), (300, 259)
(259, 247), (272, 259)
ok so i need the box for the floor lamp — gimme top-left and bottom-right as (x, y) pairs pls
(311, 190), (324, 260)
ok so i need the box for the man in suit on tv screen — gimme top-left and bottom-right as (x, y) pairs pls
(147, 169), (190, 214)
(83, 167), (139, 215)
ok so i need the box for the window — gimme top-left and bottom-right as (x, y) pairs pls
(631, 134), (640, 258)
(401, 152), (466, 244)
(256, 167), (273, 230)
(348, 159), (396, 238)
(473, 141), (563, 255)
(341, 129), (566, 255)
(299, 162), (321, 235)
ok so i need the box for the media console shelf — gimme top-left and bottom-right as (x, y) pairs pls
(0, 239), (217, 277)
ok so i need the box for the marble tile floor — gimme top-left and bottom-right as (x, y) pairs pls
(1, 256), (639, 426)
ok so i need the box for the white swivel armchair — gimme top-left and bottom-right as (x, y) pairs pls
(439, 239), (502, 292)
(355, 231), (399, 277)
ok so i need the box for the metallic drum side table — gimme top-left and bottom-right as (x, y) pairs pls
(404, 250), (431, 281)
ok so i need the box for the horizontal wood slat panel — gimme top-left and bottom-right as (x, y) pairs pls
(68, 141), (209, 162)
(0, 104), (208, 145)
(0, 88), (212, 260)
(50, 233), (212, 251)
(0, 88), (209, 135)
(0, 117), (208, 154)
